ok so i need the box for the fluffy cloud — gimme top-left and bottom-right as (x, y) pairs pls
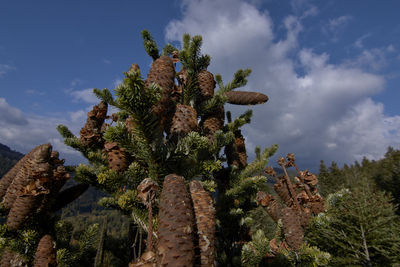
(0, 98), (85, 165)
(165, 0), (399, 168)
(69, 88), (99, 104)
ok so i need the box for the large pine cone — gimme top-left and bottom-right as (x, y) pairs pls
(197, 70), (215, 104)
(225, 91), (268, 105)
(189, 180), (216, 267)
(7, 192), (44, 230)
(33, 235), (57, 267)
(0, 248), (27, 267)
(104, 142), (129, 172)
(2, 144), (52, 209)
(201, 106), (224, 141)
(146, 56), (176, 133)
(281, 207), (303, 250)
(225, 130), (247, 169)
(169, 104), (199, 139)
(0, 144), (44, 200)
(80, 101), (108, 147)
(156, 174), (195, 267)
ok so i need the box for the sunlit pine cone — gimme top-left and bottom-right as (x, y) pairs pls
(0, 144), (45, 200)
(156, 174), (195, 267)
(2, 144), (52, 209)
(273, 178), (292, 207)
(79, 101), (108, 148)
(146, 56), (176, 133)
(169, 104), (199, 140)
(189, 180), (216, 267)
(225, 91), (268, 105)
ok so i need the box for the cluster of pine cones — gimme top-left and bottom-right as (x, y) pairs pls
(0, 144), (70, 266)
(257, 154), (325, 257)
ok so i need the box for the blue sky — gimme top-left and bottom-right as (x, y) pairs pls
(1, 0), (400, 170)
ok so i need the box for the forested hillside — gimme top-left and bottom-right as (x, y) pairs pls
(0, 144), (23, 178)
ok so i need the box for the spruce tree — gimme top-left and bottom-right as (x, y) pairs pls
(306, 177), (400, 266)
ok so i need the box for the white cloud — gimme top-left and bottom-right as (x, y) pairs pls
(0, 64), (16, 77)
(328, 15), (352, 31)
(0, 98), (87, 165)
(69, 88), (99, 104)
(165, 0), (399, 168)
(0, 98), (28, 125)
(25, 89), (45, 95)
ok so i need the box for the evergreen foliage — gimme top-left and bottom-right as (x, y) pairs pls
(306, 178), (400, 266)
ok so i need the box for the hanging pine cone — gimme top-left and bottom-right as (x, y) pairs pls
(225, 130), (247, 169)
(2, 144), (52, 209)
(146, 55), (176, 133)
(225, 91), (268, 105)
(169, 104), (199, 139)
(80, 101), (108, 148)
(201, 106), (224, 141)
(281, 207), (303, 250)
(197, 70), (215, 104)
(33, 235), (57, 267)
(273, 178), (292, 207)
(189, 180), (216, 267)
(156, 174), (195, 267)
(104, 142), (129, 172)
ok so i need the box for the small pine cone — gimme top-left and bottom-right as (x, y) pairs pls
(125, 116), (138, 133)
(301, 170), (318, 187)
(137, 178), (159, 206)
(273, 179), (292, 207)
(146, 56), (176, 133)
(156, 174), (195, 267)
(201, 106), (224, 141)
(80, 101), (108, 148)
(0, 248), (27, 267)
(189, 180), (216, 267)
(225, 91), (268, 105)
(33, 235), (57, 267)
(104, 142), (129, 172)
(309, 195), (324, 215)
(256, 192), (282, 222)
(2, 144), (52, 209)
(225, 130), (247, 169)
(169, 104), (199, 139)
(197, 70), (215, 104)
(281, 207), (303, 250)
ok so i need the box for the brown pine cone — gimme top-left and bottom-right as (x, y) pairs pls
(146, 56), (176, 133)
(2, 144), (52, 209)
(281, 207), (303, 250)
(80, 101), (108, 148)
(0, 248), (27, 267)
(225, 91), (268, 105)
(169, 104), (199, 139)
(156, 174), (195, 267)
(225, 130), (247, 169)
(256, 192), (282, 222)
(104, 142), (129, 172)
(273, 178), (292, 207)
(33, 235), (57, 267)
(200, 106), (224, 141)
(197, 70), (215, 104)
(0, 144), (44, 201)
(189, 180), (216, 267)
